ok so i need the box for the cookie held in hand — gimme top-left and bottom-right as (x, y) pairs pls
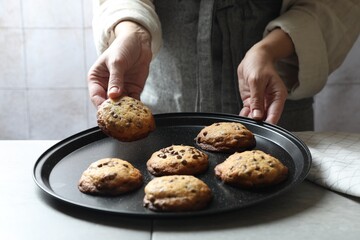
(214, 150), (288, 188)
(78, 158), (143, 196)
(97, 96), (156, 142)
(195, 122), (256, 153)
(143, 175), (212, 212)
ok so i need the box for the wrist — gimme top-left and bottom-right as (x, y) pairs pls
(251, 43), (277, 63)
(114, 21), (151, 42)
(255, 28), (295, 62)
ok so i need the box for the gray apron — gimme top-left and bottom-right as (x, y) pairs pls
(142, 0), (313, 131)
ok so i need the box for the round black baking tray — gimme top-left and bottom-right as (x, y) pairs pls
(33, 112), (311, 218)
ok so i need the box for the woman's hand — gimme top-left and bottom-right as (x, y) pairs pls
(88, 21), (152, 107)
(238, 28), (294, 124)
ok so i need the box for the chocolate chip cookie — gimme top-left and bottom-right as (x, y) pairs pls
(214, 150), (288, 188)
(147, 145), (209, 176)
(97, 96), (156, 142)
(143, 175), (212, 212)
(195, 122), (256, 153)
(78, 158), (143, 196)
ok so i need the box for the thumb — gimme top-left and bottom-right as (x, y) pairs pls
(249, 81), (266, 121)
(107, 67), (125, 99)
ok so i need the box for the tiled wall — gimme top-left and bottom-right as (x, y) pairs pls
(0, 0), (98, 140)
(314, 36), (360, 133)
(0, 0), (359, 140)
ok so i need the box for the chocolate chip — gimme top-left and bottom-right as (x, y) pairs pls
(103, 173), (117, 181)
(215, 137), (224, 142)
(158, 153), (167, 159)
(170, 150), (177, 155)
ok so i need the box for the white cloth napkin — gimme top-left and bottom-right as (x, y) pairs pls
(294, 131), (360, 197)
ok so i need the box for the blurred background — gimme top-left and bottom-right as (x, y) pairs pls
(1, 0), (359, 140)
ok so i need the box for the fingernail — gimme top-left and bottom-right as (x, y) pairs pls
(252, 110), (262, 119)
(109, 86), (119, 94)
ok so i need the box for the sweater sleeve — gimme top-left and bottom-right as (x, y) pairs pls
(92, 0), (162, 57)
(265, 0), (360, 100)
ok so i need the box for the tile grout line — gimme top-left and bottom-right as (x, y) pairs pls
(19, 0), (31, 140)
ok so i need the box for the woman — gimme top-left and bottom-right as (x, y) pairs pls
(88, 0), (360, 131)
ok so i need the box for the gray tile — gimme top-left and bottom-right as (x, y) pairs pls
(315, 36), (360, 132)
(0, 29), (26, 88)
(85, 28), (98, 72)
(84, 28), (99, 123)
(327, 36), (360, 85)
(0, 0), (22, 27)
(0, 90), (29, 139)
(28, 89), (88, 139)
(22, 0), (83, 28)
(314, 83), (360, 133)
(83, 0), (93, 28)
(25, 29), (86, 89)
(87, 97), (98, 128)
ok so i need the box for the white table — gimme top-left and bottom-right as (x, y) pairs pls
(1, 141), (359, 240)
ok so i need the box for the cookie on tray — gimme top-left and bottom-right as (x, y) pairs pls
(143, 175), (212, 212)
(78, 158), (143, 196)
(97, 96), (156, 142)
(214, 150), (288, 188)
(195, 122), (256, 153)
(147, 145), (209, 176)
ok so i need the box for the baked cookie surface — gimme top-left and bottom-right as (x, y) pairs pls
(97, 96), (156, 142)
(195, 122), (256, 153)
(214, 150), (288, 188)
(147, 145), (209, 176)
(78, 158), (143, 196)
(143, 175), (212, 212)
